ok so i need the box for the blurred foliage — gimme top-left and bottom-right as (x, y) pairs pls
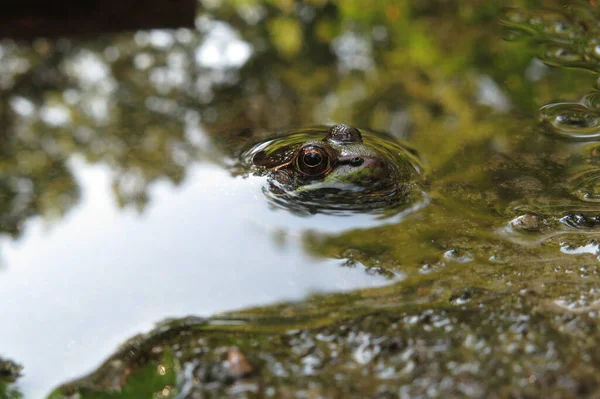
(0, 358), (22, 399)
(0, 0), (595, 238)
(0, 386), (21, 399)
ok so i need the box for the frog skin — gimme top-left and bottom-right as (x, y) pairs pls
(242, 124), (424, 215)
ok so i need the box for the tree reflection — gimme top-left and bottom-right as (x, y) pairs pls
(0, 357), (22, 399)
(0, 0), (595, 241)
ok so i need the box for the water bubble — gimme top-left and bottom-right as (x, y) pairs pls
(500, 8), (600, 74)
(550, 21), (576, 37)
(508, 214), (542, 232)
(489, 254), (504, 263)
(546, 105), (597, 127)
(499, 8), (580, 41)
(419, 264), (433, 274)
(443, 249), (474, 263)
(568, 168), (600, 201)
(582, 91), (600, 111)
(540, 102), (600, 140)
(554, 291), (600, 312)
(541, 45), (586, 68)
(450, 289), (473, 305)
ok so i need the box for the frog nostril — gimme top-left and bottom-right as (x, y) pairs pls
(350, 157), (364, 167)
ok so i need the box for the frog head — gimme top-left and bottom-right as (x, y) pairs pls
(244, 124), (424, 215)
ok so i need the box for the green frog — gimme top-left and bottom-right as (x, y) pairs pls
(240, 124), (425, 215)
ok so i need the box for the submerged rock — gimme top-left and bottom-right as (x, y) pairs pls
(50, 290), (600, 398)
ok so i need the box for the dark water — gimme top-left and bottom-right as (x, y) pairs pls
(3, 1), (600, 398)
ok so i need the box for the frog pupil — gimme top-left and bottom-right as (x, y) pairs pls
(304, 151), (323, 167)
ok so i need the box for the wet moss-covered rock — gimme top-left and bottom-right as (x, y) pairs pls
(50, 285), (600, 399)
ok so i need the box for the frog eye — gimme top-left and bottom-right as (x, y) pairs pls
(296, 145), (332, 176)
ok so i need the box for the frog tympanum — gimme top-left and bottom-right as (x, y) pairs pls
(242, 124), (424, 215)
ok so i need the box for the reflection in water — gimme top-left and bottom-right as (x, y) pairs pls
(0, 157), (401, 397)
(500, 6), (597, 71)
(195, 19), (252, 69)
(3, 0), (600, 397)
(0, 20), (259, 240)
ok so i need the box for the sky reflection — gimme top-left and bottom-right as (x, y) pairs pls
(0, 156), (399, 398)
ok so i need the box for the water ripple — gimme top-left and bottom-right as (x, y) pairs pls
(540, 102), (600, 140)
(500, 7), (600, 72)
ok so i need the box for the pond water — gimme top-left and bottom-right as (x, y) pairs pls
(3, 1), (600, 398)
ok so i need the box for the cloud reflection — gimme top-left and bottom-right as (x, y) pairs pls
(0, 157), (398, 397)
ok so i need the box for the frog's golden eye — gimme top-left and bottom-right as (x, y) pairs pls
(296, 145), (331, 176)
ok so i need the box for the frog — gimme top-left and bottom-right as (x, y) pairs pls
(240, 124), (425, 215)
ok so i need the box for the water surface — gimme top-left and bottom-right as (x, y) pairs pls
(2, 1), (600, 397)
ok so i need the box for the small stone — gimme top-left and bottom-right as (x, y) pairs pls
(226, 347), (252, 378)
